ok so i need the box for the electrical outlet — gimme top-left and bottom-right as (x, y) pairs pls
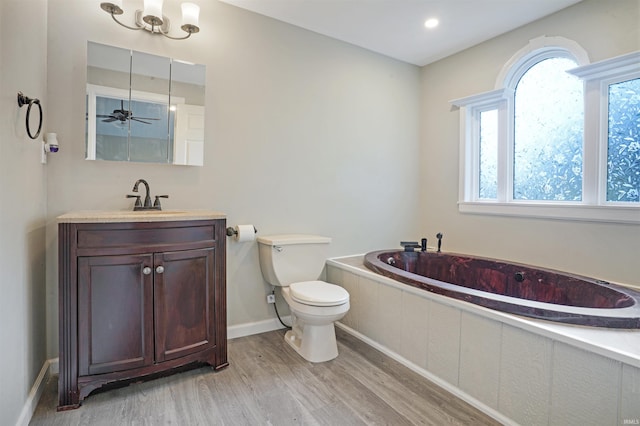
(266, 294), (275, 304)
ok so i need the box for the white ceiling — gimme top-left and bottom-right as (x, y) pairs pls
(219, 0), (583, 66)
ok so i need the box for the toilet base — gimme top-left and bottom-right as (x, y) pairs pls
(284, 320), (338, 363)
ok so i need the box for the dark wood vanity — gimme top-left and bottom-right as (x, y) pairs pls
(57, 211), (227, 410)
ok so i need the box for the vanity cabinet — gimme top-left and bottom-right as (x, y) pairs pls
(58, 214), (227, 410)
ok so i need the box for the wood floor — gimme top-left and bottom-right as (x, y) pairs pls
(31, 328), (501, 425)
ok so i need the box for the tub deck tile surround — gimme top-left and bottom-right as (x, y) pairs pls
(427, 302), (461, 385)
(622, 365), (640, 422)
(327, 255), (640, 426)
(498, 325), (553, 425)
(459, 313), (502, 409)
(550, 342), (620, 425)
(377, 284), (403, 353)
(399, 290), (429, 369)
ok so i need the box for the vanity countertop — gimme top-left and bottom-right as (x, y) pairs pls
(57, 210), (226, 223)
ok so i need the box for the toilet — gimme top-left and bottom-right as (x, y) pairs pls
(257, 234), (350, 362)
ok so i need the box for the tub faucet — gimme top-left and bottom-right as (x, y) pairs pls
(401, 241), (421, 252)
(436, 232), (443, 252)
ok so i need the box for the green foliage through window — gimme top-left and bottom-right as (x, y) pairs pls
(513, 58), (583, 201)
(607, 78), (640, 203)
(479, 109), (498, 199)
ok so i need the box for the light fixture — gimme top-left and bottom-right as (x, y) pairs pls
(100, 0), (200, 40)
(424, 18), (439, 29)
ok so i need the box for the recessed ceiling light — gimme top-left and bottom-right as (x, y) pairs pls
(424, 18), (439, 29)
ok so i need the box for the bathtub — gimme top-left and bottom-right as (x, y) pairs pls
(364, 250), (640, 329)
(326, 254), (640, 425)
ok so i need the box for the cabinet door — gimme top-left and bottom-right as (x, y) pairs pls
(154, 247), (215, 362)
(78, 254), (154, 376)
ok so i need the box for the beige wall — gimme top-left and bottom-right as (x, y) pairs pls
(420, 0), (640, 287)
(3, 0), (640, 421)
(44, 0), (421, 357)
(0, 0), (48, 424)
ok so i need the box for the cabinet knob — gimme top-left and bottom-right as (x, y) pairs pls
(156, 265), (165, 274)
(142, 267), (152, 275)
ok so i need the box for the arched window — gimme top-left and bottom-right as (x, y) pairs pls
(511, 55), (583, 201)
(452, 37), (640, 223)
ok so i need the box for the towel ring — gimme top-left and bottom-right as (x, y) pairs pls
(17, 92), (43, 140)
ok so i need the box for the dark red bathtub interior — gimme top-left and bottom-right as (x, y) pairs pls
(375, 251), (635, 309)
(363, 250), (640, 328)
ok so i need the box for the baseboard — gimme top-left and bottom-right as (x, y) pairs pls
(334, 322), (517, 426)
(227, 316), (291, 339)
(15, 357), (58, 426)
(48, 357), (59, 374)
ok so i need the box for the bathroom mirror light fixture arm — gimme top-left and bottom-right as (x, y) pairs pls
(156, 22), (199, 41)
(100, 2), (143, 31)
(100, 1), (200, 40)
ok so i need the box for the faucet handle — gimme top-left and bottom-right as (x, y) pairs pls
(153, 195), (169, 209)
(126, 194), (142, 208)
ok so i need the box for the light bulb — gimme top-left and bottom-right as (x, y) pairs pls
(143, 0), (164, 25)
(181, 3), (200, 32)
(424, 18), (439, 29)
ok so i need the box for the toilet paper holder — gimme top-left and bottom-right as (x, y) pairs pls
(226, 225), (258, 237)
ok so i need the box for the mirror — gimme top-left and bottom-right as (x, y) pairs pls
(86, 42), (206, 166)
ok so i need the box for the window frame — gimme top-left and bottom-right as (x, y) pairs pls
(451, 37), (640, 224)
(569, 56), (640, 207)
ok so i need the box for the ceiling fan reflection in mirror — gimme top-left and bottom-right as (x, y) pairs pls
(97, 99), (160, 124)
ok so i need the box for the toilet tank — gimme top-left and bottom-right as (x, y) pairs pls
(257, 234), (331, 286)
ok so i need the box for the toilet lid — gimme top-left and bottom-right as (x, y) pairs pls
(289, 281), (349, 306)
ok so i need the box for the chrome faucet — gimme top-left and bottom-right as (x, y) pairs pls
(127, 179), (168, 211)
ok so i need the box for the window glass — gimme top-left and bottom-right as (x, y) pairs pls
(94, 96), (174, 163)
(607, 77), (640, 203)
(479, 109), (498, 199)
(95, 96), (129, 161)
(513, 58), (583, 201)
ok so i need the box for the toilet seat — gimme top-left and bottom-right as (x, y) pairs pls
(289, 281), (349, 306)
